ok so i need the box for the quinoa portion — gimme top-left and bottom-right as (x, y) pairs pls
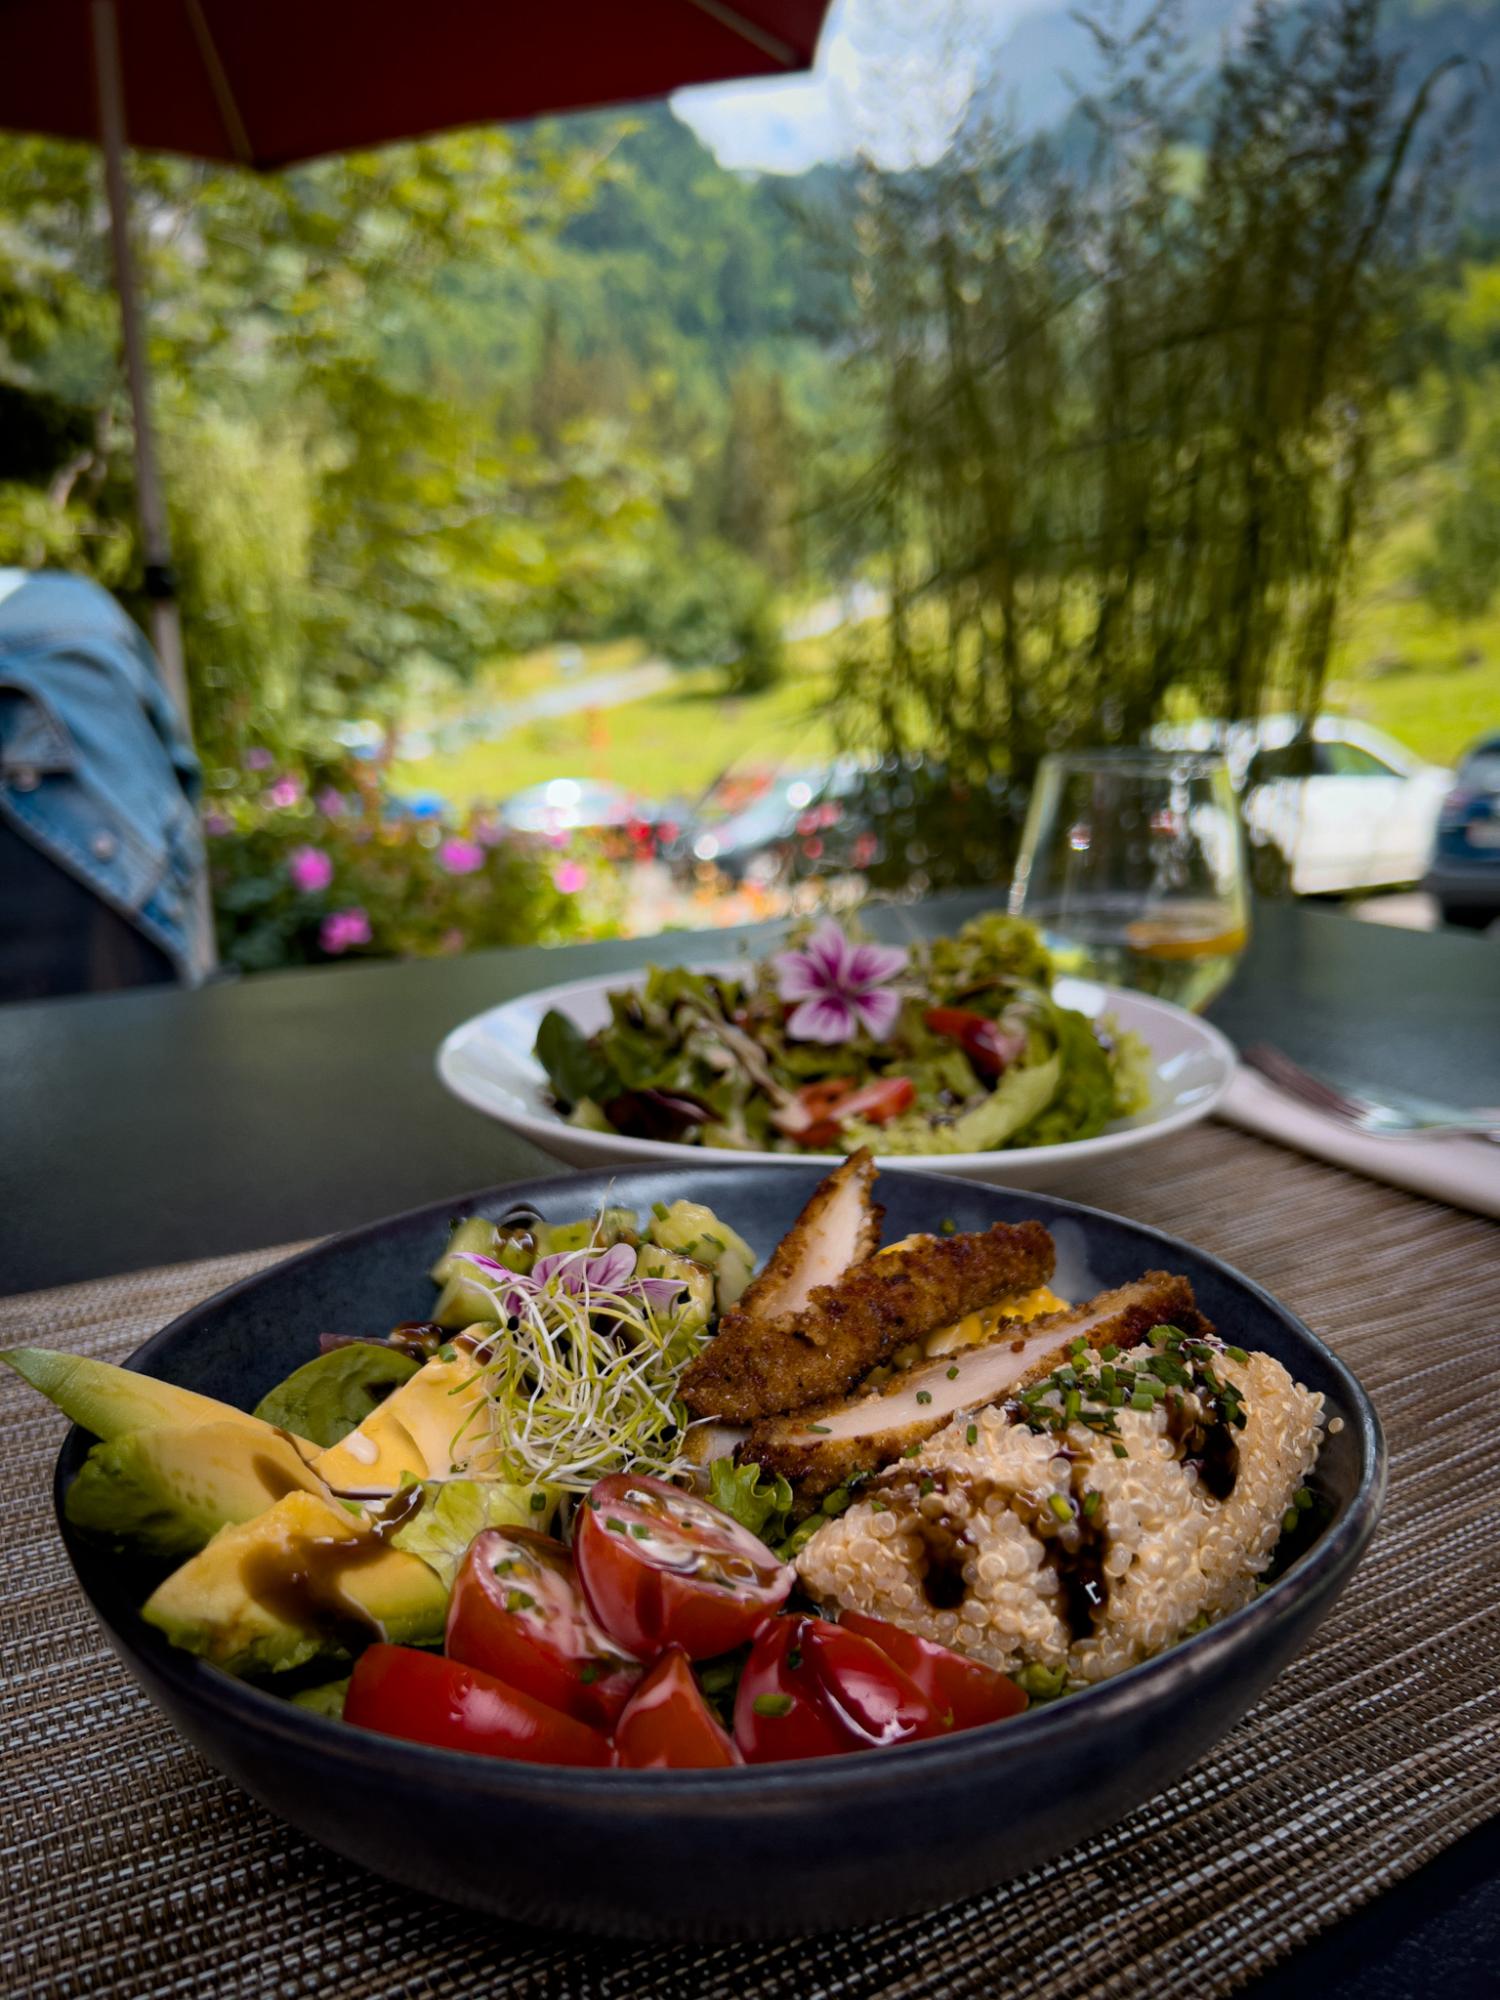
(794, 1343), (1324, 1686)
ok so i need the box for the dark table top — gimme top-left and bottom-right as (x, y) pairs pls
(1, 891), (1496, 1997)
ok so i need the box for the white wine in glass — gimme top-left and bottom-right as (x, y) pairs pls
(1009, 751), (1249, 1013)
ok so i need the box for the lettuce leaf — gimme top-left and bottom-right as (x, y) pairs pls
(389, 1478), (558, 1590)
(709, 1460), (794, 1543)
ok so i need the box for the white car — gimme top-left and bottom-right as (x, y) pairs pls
(1158, 716), (1452, 895)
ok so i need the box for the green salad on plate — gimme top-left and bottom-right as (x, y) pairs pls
(533, 913), (1152, 1156)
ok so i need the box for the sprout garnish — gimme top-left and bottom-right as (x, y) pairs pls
(451, 1245), (703, 1492)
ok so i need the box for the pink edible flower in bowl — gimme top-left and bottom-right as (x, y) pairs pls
(288, 846), (334, 894)
(772, 920), (906, 1044)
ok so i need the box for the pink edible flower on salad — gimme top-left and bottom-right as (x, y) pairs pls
(773, 920), (907, 1045)
(455, 1243), (684, 1320)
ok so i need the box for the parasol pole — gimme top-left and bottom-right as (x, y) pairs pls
(90, 0), (190, 729)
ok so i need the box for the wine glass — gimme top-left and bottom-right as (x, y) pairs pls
(1009, 749), (1249, 1012)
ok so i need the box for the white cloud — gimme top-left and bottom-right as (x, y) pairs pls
(673, 0), (1033, 175)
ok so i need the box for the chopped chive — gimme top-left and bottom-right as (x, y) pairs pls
(946, 1366), (960, 1380)
(752, 1693), (793, 1717)
(1112, 1441), (1129, 1459)
(1226, 1345), (1249, 1364)
(1063, 1389), (1081, 1424)
(805, 1423), (831, 1435)
(1282, 1509), (1299, 1534)
(919, 1476), (936, 1497)
(629, 1524), (651, 1540)
(438, 1343), (458, 1362)
(529, 1492), (547, 1512)
(787, 1650), (802, 1672)
(1082, 1490), (1102, 1518)
(916, 1391), (933, 1406)
(1100, 1344), (1119, 1362)
(940, 1218), (957, 1235)
(1047, 1493), (1073, 1522)
(606, 1517), (627, 1534)
(579, 1662), (605, 1685)
(902, 1443), (923, 1459)
(1294, 1487), (1313, 1510)
(1130, 1389), (1155, 1411)
(652, 1201), (670, 1220)
(966, 1424), (978, 1446)
(505, 1589), (536, 1614)
(870, 1498), (889, 1512)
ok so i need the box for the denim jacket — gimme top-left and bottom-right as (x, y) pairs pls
(0, 570), (207, 983)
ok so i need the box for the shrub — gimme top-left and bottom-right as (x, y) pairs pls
(204, 756), (619, 973)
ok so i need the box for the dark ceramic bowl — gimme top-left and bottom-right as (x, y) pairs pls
(54, 1166), (1384, 1941)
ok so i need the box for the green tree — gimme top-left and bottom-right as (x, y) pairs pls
(830, 0), (1471, 830)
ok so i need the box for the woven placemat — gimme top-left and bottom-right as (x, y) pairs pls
(3, 1125), (1497, 2000)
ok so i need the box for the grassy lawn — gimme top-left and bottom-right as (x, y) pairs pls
(392, 646), (840, 805)
(392, 555), (1498, 810)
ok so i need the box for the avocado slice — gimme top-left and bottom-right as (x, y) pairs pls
(1, 1347), (312, 1450)
(311, 1351), (492, 1493)
(142, 1490), (447, 1676)
(64, 1421), (333, 1562)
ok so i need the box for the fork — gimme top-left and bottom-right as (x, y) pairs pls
(1241, 1044), (1500, 1143)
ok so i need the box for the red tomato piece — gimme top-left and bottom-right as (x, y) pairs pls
(343, 1643), (611, 1767)
(446, 1528), (642, 1729)
(733, 1614), (950, 1764)
(794, 1074), (916, 1149)
(923, 1007), (1024, 1080)
(574, 1472), (794, 1661)
(837, 1610), (1028, 1731)
(733, 1615), (852, 1763)
(611, 1647), (742, 1770)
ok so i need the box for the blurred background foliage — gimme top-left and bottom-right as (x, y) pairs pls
(1, 0), (1498, 960)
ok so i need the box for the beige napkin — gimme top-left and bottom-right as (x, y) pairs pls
(1218, 1065), (1500, 1221)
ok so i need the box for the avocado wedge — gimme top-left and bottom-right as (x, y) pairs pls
(142, 1490), (447, 1676)
(1, 1347), (313, 1451)
(65, 1421), (333, 1562)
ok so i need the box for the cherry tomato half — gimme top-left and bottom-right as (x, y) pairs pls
(923, 1008), (1025, 1081)
(611, 1647), (742, 1769)
(344, 1643), (611, 1767)
(797, 1074), (916, 1149)
(574, 1472), (794, 1660)
(733, 1613), (949, 1764)
(837, 1610), (1027, 1731)
(446, 1528), (641, 1729)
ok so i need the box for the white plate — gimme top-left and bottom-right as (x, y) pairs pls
(437, 964), (1237, 1190)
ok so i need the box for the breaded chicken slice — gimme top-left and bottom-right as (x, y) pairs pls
(681, 1218), (1055, 1421)
(740, 1272), (1203, 1500)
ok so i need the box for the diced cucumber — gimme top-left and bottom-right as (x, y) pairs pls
(636, 1244), (714, 1335)
(647, 1201), (757, 1313)
(535, 1220), (594, 1257)
(432, 1270), (502, 1328)
(429, 1216), (500, 1285)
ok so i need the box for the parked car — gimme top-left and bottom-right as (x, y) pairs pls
(668, 761), (871, 884)
(497, 778), (683, 858)
(1159, 715), (1451, 895)
(1423, 733), (1500, 930)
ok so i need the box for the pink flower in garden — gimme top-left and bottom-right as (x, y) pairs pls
(202, 809), (232, 837)
(552, 860), (587, 894)
(288, 846), (334, 894)
(773, 920), (907, 1045)
(243, 747), (273, 771)
(439, 837), (485, 876)
(266, 776), (302, 809)
(320, 907), (372, 955)
(315, 787), (346, 817)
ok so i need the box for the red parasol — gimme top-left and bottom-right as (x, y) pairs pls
(0, 0), (832, 713)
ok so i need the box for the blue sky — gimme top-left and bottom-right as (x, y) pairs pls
(672, 0), (1033, 174)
